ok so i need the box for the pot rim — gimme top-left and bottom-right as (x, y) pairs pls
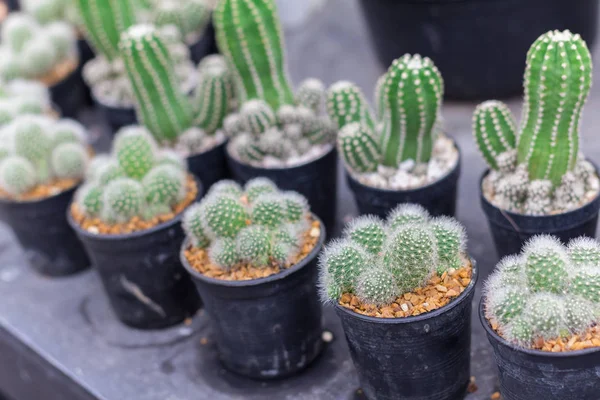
(0, 182), (78, 206)
(334, 257), (478, 324)
(180, 213), (326, 288)
(479, 161), (600, 221)
(478, 295), (600, 358)
(345, 135), (461, 194)
(67, 176), (202, 241)
(226, 141), (335, 172)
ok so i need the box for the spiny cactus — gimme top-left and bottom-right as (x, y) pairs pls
(296, 78), (326, 113)
(153, 0), (210, 41)
(484, 234), (600, 349)
(326, 81), (375, 132)
(120, 25), (194, 143)
(337, 123), (381, 173)
(0, 156), (37, 195)
(142, 164), (186, 207)
(51, 143), (89, 179)
(214, 0), (294, 110)
(319, 203), (468, 306)
(51, 119), (87, 147)
(473, 100), (517, 171)
(77, 183), (104, 218)
(113, 127), (156, 180)
(102, 178), (144, 222)
(183, 178), (312, 270)
(239, 100), (277, 135)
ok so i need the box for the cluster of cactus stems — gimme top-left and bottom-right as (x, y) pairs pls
(484, 235), (600, 348)
(474, 30), (597, 215)
(213, 0), (335, 164)
(75, 126), (189, 223)
(0, 115), (89, 196)
(328, 54), (444, 174)
(183, 178), (311, 270)
(319, 203), (466, 306)
(0, 80), (52, 127)
(0, 13), (77, 81)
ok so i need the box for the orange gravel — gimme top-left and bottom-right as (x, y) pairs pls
(0, 178), (78, 201)
(184, 219), (321, 281)
(339, 259), (473, 318)
(39, 57), (79, 86)
(70, 175), (197, 235)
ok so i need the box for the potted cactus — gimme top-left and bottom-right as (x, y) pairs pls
(475, 30), (600, 258)
(68, 126), (202, 329)
(0, 79), (55, 126)
(0, 12), (84, 118)
(180, 178), (326, 378)
(117, 24), (233, 190)
(213, 0), (338, 230)
(480, 235), (600, 400)
(320, 203), (477, 400)
(328, 55), (460, 219)
(0, 115), (91, 276)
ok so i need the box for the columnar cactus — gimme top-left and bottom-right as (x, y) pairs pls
(183, 178), (312, 270)
(319, 202), (467, 306)
(473, 100), (517, 171)
(120, 25), (195, 143)
(214, 0), (294, 110)
(484, 234), (600, 349)
(326, 81), (375, 132)
(337, 123), (381, 173)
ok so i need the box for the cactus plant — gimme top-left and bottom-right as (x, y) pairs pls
(326, 81), (375, 132)
(0, 156), (38, 195)
(337, 123), (381, 173)
(51, 142), (89, 179)
(484, 234), (600, 349)
(319, 202), (467, 306)
(473, 100), (517, 171)
(102, 178), (144, 222)
(153, 0), (210, 42)
(142, 164), (186, 207)
(183, 178), (312, 271)
(113, 126), (156, 180)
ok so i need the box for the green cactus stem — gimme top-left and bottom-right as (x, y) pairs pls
(326, 81), (375, 132)
(182, 203), (211, 248)
(344, 215), (387, 255)
(51, 142), (89, 179)
(387, 203), (430, 230)
(236, 225), (272, 267)
(337, 122), (381, 173)
(103, 178), (144, 222)
(201, 194), (249, 239)
(355, 267), (397, 305)
(523, 235), (568, 293)
(113, 127), (156, 180)
(0, 155), (37, 195)
(473, 100), (517, 170)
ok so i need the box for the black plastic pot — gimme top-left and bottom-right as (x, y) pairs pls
(479, 298), (600, 400)
(226, 146), (338, 232)
(0, 186), (89, 277)
(68, 180), (203, 329)
(188, 22), (218, 65)
(480, 170), (600, 259)
(186, 140), (230, 192)
(358, 0), (598, 100)
(180, 215), (326, 379)
(49, 63), (86, 119)
(93, 93), (137, 135)
(335, 262), (477, 400)
(347, 143), (461, 219)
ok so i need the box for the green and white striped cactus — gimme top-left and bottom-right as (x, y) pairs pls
(214, 0), (294, 111)
(119, 25), (194, 144)
(337, 123), (381, 173)
(473, 100), (517, 171)
(326, 81), (375, 132)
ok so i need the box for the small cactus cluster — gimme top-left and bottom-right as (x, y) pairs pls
(213, 0), (335, 165)
(0, 13), (77, 81)
(474, 30), (597, 215)
(0, 115), (89, 197)
(75, 126), (190, 223)
(319, 203), (467, 306)
(152, 0), (211, 43)
(183, 178), (311, 270)
(328, 54), (444, 174)
(0, 80), (52, 126)
(484, 235), (600, 349)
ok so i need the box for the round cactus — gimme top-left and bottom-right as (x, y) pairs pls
(103, 178), (144, 223)
(0, 156), (37, 195)
(320, 240), (369, 293)
(430, 216), (466, 272)
(12, 116), (52, 163)
(337, 122), (381, 173)
(523, 235), (569, 293)
(524, 293), (567, 340)
(355, 267), (397, 306)
(296, 78), (325, 113)
(239, 100), (277, 135)
(565, 296), (596, 333)
(51, 142), (89, 179)
(570, 266), (600, 303)
(156, 149), (187, 170)
(113, 127), (156, 180)
(245, 177), (277, 203)
(272, 240), (295, 265)
(209, 238), (239, 270)
(182, 203), (210, 248)
(51, 119), (87, 147)
(326, 80), (375, 132)
(250, 194), (285, 228)
(344, 215), (386, 255)
(46, 22), (75, 60)
(494, 255), (526, 287)
(387, 203), (430, 231)
(280, 191), (309, 222)
(142, 164), (186, 207)
(96, 159), (125, 186)
(2, 13), (38, 52)
(21, 36), (59, 79)
(178, 127), (206, 153)
(274, 223), (302, 248)
(207, 179), (243, 198)
(85, 154), (111, 181)
(486, 286), (527, 325)
(77, 183), (104, 217)
(201, 194), (248, 239)
(568, 237), (600, 267)
(236, 225), (272, 267)
(505, 316), (534, 346)
(235, 134), (267, 163)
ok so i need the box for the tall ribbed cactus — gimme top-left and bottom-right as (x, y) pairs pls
(473, 100), (517, 170)
(119, 25), (194, 143)
(74, 0), (137, 60)
(517, 30), (592, 186)
(213, 0), (294, 110)
(380, 54), (443, 166)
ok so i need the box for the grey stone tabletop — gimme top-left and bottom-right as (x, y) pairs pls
(2, 1), (600, 399)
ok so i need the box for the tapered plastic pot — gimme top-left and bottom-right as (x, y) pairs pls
(358, 0), (598, 99)
(226, 146), (338, 232)
(188, 22), (218, 64)
(49, 63), (86, 119)
(335, 262), (477, 400)
(347, 143), (461, 219)
(180, 215), (326, 379)
(479, 298), (600, 400)
(186, 140), (230, 192)
(480, 170), (600, 259)
(68, 180), (203, 330)
(0, 186), (89, 277)
(92, 93), (137, 135)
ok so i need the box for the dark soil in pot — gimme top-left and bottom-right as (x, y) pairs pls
(180, 215), (326, 379)
(188, 22), (218, 65)
(479, 298), (600, 400)
(49, 63), (86, 119)
(226, 146), (338, 232)
(347, 143), (460, 219)
(186, 141), (230, 192)
(335, 262), (478, 400)
(480, 171), (600, 259)
(92, 93), (137, 135)
(0, 185), (89, 277)
(68, 180), (203, 330)
(358, 0), (598, 100)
